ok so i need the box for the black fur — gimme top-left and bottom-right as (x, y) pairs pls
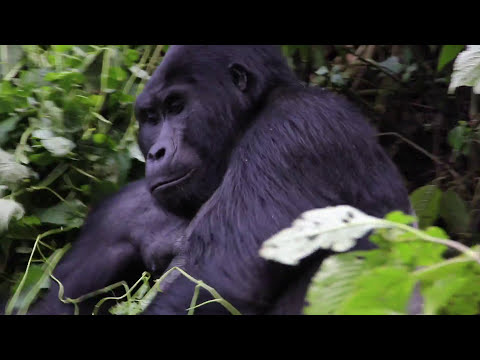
(143, 46), (412, 315)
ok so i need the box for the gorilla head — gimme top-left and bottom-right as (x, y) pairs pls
(135, 45), (295, 216)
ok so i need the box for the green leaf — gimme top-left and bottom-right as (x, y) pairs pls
(339, 267), (415, 315)
(409, 185), (442, 228)
(305, 253), (416, 315)
(92, 133), (107, 144)
(435, 273), (480, 315)
(448, 125), (468, 152)
(439, 190), (470, 234)
(5, 216), (40, 240)
(304, 253), (366, 315)
(0, 115), (21, 147)
(389, 240), (447, 268)
(34, 199), (86, 228)
(8, 265), (49, 311)
(0, 45), (24, 77)
(424, 226), (450, 239)
(28, 152), (55, 166)
(7, 245), (70, 314)
(385, 211), (417, 225)
(422, 275), (469, 315)
(52, 45), (73, 53)
(437, 45), (464, 72)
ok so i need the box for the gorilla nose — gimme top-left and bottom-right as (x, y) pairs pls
(148, 146), (166, 161)
(147, 139), (175, 164)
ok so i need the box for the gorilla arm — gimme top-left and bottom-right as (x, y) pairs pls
(28, 180), (187, 315)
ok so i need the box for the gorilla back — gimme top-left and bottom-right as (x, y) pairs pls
(143, 45), (412, 315)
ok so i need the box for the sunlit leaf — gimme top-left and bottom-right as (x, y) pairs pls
(259, 205), (387, 265)
(0, 198), (25, 233)
(0, 148), (36, 188)
(41, 137), (76, 157)
(448, 45), (480, 94)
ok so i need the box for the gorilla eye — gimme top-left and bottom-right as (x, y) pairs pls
(164, 94), (185, 115)
(229, 64), (248, 92)
(146, 110), (158, 123)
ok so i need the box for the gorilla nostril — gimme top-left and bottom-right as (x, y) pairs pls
(157, 148), (166, 159)
(148, 147), (166, 161)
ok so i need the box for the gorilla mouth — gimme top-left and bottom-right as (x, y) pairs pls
(150, 169), (196, 193)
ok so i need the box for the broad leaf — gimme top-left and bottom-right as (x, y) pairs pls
(448, 45), (480, 94)
(259, 205), (387, 265)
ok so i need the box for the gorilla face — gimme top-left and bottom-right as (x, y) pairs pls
(135, 45), (257, 215)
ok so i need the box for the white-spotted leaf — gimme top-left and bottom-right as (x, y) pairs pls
(0, 198), (25, 233)
(41, 137), (76, 157)
(0, 149), (36, 187)
(129, 65), (151, 80)
(259, 205), (387, 266)
(448, 45), (480, 94)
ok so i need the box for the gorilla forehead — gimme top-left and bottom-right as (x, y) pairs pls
(145, 45), (285, 92)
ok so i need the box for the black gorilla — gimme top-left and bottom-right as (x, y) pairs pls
(141, 45), (412, 315)
(29, 45), (411, 315)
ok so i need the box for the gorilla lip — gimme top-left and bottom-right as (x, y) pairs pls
(150, 169), (196, 192)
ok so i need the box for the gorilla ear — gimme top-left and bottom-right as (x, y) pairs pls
(229, 63), (249, 92)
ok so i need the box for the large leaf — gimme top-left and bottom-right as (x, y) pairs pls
(448, 45), (480, 94)
(259, 205), (387, 266)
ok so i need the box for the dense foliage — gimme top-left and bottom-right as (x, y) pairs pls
(0, 45), (479, 315)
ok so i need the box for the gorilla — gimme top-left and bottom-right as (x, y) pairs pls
(141, 45), (412, 315)
(27, 45), (411, 315)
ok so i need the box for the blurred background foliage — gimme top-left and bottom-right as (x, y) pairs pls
(0, 45), (479, 313)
